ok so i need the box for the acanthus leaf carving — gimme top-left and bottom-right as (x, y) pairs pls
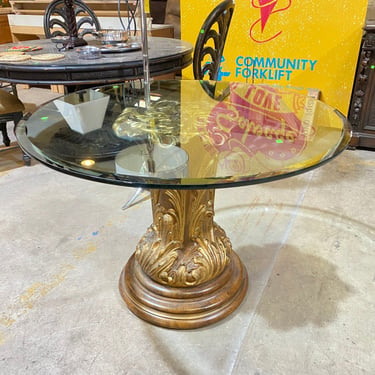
(135, 189), (231, 287)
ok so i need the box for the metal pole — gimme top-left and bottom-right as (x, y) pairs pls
(138, 0), (150, 108)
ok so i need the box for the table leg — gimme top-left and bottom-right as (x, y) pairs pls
(119, 188), (248, 329)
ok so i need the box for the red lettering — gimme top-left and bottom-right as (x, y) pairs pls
(263, 93), (273, 109)
(253, 89), (265, 105)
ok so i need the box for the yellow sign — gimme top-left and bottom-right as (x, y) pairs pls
(181, 0), (368, 114)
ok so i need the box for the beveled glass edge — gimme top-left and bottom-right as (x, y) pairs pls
(16, 114), (352, 191)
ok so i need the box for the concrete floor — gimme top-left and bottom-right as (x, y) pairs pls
(0, 87), (374, 374)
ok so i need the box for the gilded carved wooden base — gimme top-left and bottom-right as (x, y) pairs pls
(119, 189), (248, 329)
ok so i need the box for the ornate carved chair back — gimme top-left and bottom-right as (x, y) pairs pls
(44, 0), (101, 39)
(193, 0), (235, 81)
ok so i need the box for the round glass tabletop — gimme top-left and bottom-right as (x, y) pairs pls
(16, 80), (351, 190)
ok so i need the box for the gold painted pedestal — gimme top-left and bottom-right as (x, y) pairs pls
(119, 188), (248, 329)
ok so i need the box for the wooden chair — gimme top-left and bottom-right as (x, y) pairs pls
(43, 0), (101, 40)
(0, 88), (31, 165)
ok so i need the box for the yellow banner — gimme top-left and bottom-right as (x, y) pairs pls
(181, 0), (368, 114)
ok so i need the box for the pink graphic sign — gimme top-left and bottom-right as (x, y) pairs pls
(202, 84), (309, 174)
(250, 0), (292, 43)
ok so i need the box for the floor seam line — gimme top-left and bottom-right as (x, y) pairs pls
(228, 171), (315, 375)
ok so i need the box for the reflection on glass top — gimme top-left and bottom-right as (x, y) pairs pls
(16, 80), (351, 189)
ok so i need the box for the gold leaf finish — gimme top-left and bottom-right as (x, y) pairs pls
(135, 189), (231, 287)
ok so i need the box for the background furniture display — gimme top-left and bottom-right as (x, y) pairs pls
(0, 38), (192, 89)
(348, 20), (375, 149)
(16, 80), (351, 329)
(8, 0), (173, 41)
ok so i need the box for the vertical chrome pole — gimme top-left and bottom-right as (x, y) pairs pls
(139, 0), (150, 108)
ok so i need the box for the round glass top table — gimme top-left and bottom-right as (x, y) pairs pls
(16, 80), (351, 329)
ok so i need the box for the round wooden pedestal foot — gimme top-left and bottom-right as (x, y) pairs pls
(119, 251), (248, 329)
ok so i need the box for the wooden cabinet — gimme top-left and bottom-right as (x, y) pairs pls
(0, 9), (13, 44)
(348, 22), (375, 149)
(150, 0), (167, 24)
